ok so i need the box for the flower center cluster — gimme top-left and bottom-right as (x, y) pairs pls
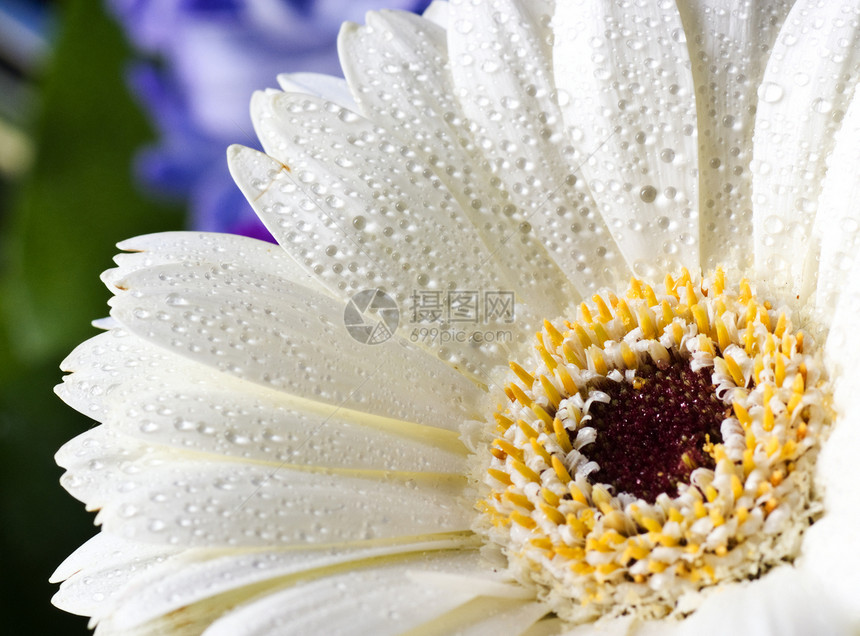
(473, 269), (830, 622)
(585, 362), (724, 503)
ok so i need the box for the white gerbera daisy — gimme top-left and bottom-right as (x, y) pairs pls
(53, 0), (860, 634)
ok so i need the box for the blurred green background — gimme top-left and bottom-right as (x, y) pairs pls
(0, 1), (181, 633)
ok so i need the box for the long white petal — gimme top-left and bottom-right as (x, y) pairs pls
(801, 514), (860, 627)
(112, 536), (477, 629)
(648, 566), (853, 636)
(752, 0), (860, 302)
(407, 597), (547, 636)
(553, 0), (699, 280)
(227, 142), (524, 379)
(676, 0), (793, 270)
(445, 0), (629, 294)
(825, 250), (860, 377)
(812, 90), (860, 322)
(55, 425), (152, 511)
(101, 262), (481, 427)
(200, 551), (497, 636)
(106, 232), (330, 297)
(339, 9), (586, 313)
(423, 0), (449, 28)
(275, 72), (357, 110)
(57, 329), (468, 472)
(60, 441), (472, 548)
(51, 533), (180, 622)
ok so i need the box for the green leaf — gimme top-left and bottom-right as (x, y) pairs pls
(0, 1), (183, 633)
(0, 0), (181, 374)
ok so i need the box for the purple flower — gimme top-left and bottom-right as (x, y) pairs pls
(111, 0), (432, 239)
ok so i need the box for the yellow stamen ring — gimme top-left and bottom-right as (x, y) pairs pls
(474, 271), (831, 623)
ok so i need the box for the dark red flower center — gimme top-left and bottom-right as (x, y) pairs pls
(581, 362), (726, 502)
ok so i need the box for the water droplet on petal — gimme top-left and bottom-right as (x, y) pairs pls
(764, 215), (785, 234)
(812, 98), (833, 114)
(639, 186), (657, 203)
(759, 82), (784, 103)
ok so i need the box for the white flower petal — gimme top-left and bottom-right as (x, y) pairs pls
(524, 618), (568, 636)
(406, 597), (548, 636)
(92, 585), (268, 636)
(677, 0), (793, 270)
(112, 536), (477, 629)
(200, 551), (489, 636)
(246, 89), (506, 306)
(446, 0), (628, 294)
(752, 0), (860, 301)
(652, 565), (854, 636)
(801, 514), (860, 627)
(275, 72), (358, 110)
(812, 90), (860, 321)
(248, 84), (563, 326)
(339, 9), (584, 314)
(103, 262), (481, 427)
(560, 616), (634, 636)
(423, 0), (449, 28)
(229, 115), (501, 310)
(814, 370), (860, 514)
(825, 254), (860, 377)
(57, 329), (468, 472)
(227, 141), (523, 378)
(64, 442), (472, 548)
(51, 533), (180, 622)
(55, 425), (152, 511)
(553, 0), (700, 279)
(56, 427), (471, 548)
(106, 232), (329, 296)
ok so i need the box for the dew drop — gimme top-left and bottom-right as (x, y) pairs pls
(352, 216), (366, 230)
(165, 293), (189, 306)
(660, 148), (675, 163)
(812, 98), (833, 114)
(840, 217), (859, 234)
(763, 215), (785, 234)
(639, 186), (657, 203)
(759, 82), (784, 103)
(226, 431), (251, 445)
(456, 19), (473, 34)
(671, 27), (686, 44)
